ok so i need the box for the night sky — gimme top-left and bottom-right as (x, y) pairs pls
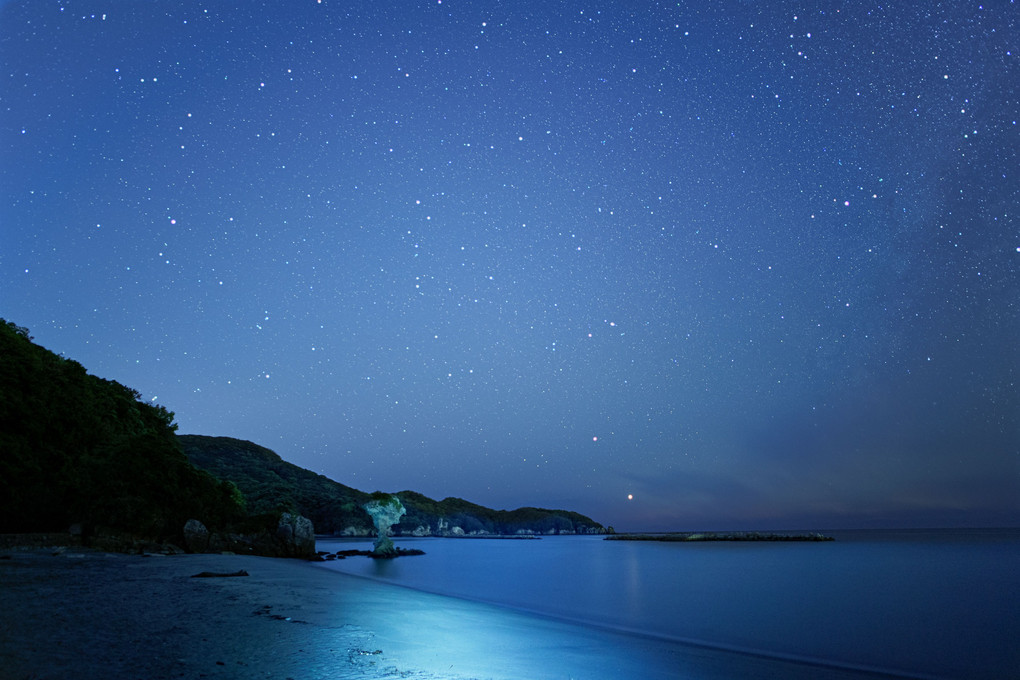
(2, 1), (1017, 531)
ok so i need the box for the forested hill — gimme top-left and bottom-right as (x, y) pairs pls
(179, 434), (370, 534)
(0, 320), (244, 539)
(179, 434), (606, 536)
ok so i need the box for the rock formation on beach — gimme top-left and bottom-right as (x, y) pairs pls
(183, 513), (316, 558)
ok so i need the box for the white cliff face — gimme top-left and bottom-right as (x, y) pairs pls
(363, 496), (406, 555)
(341, 526), (369, 536)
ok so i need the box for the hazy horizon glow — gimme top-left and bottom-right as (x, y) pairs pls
(2, 1), (1017, 531)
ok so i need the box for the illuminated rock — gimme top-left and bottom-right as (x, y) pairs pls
(363, 494), (406, 556)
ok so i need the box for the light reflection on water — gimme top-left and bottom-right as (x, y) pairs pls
(318, 530), (1020, 679)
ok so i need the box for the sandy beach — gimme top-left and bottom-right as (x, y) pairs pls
(0, 548), (905, 680)
(1, 548), (367, 679)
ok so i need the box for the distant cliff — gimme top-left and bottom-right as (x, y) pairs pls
(179, 435), (606, 536)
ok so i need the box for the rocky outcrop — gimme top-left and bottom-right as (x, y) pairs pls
(327, 547), (425, 560)
(182, 513), (316, 559)
(183, 519), (210, 552)
(276, 512), (315, 557)
(364, 495), (405, 556)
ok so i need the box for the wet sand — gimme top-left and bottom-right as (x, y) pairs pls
(0, 549), (368, 679)
(0, 548), (905, 679)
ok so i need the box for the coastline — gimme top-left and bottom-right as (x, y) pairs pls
(1, 547), (910, 680)
(605, 531), (834, 542)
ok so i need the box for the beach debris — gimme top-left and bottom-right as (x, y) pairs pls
(190, 569), (250, 577)
(347, 648), (384, 666)
(253, 605), (308, 623)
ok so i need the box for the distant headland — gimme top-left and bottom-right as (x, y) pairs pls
(179, 434), (607, 539)
(606, 532), (834, 542)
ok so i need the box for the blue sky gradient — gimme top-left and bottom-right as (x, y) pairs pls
(2, 1), (1017, 530)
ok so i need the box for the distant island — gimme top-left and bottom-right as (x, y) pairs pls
(0, 319), (604, 558)
(607, 532), (834, 542)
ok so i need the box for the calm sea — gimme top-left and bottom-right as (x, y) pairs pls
(317, 529), (1020, 679)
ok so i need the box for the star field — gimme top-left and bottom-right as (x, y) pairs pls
(2, 1), (1017, 530)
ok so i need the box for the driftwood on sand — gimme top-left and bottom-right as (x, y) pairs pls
(190, 569), (249, 578)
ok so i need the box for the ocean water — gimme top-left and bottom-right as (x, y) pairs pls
(317, 529), (1020, 680)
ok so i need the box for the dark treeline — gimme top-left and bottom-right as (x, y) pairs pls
(0, 320), (244, 542)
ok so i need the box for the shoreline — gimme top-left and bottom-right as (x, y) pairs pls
(2, 547), (910, 679)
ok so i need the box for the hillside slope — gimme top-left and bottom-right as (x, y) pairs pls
(179, 435), (371, 534)
(0, 320), (244, 541)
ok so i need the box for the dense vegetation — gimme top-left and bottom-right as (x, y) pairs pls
(179, 434), (372, 534)
(0, 317), (604, 543)
(180, 435), (605, 536)
(0, 320), (244, 540)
